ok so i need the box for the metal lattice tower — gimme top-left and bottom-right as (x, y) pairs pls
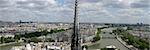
(71, 0), (81, 50)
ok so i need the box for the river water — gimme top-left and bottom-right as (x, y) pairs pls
(88, 33), (129, 50)
(0, 43), (26, 50)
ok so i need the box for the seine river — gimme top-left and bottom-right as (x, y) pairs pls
(0, 43), (26, 50)
(88, 33), (129, 50)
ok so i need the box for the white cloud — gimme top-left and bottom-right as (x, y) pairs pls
(47, 0), (56, 5)
(28, 3), (35, 7)
(0, 0), (149, 24)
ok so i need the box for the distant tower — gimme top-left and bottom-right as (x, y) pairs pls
(71, 0), (81, 50)
(19, 20), (22, 23)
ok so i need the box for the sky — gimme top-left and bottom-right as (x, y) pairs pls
(0, 0), (149, 24)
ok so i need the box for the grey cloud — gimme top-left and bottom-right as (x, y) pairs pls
(131, 0), (150, 8)
(0, 0), (9, 5)
(0, 0), (14, 8)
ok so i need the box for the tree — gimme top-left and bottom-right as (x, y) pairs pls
(92, 28), (101, 42)
(127, 27), (133, 30)
(4, 38), (15, 43)
(14, 35), (21, 40)
(114, 28), (149, 49)
(82, 45), (88, 49)
(29, 37), (41, 43)
(93, 35), (100, 42)
(45, 38), (53, 42)
(0, 36), (4, 43)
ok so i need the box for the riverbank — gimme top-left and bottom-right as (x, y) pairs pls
(116, 36), (138, 50)
(0, 41), (23, 47)
(0, 42), (18, 47)
(0, 42), (26, 50)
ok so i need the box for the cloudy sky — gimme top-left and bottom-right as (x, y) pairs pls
(0, 0), (149, 24)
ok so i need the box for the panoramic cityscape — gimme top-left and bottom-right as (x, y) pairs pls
(0, 0), (150, 50)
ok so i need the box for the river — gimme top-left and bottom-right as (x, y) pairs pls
(0, 43), (26, 50)
(88, 32), (129, 50)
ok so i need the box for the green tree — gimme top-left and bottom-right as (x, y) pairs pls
(14, 35), (21, 40)
(29, 37), (41, 43)
(92, 28), (101, 42)
(93, 35), (100, 42)
(0, 36), (4, 43)
(127, 27), (133, 30)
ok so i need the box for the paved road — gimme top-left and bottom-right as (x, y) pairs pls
(88, 32), (129, 50)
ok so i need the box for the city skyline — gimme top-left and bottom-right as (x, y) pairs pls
(0, 0), (149, 24)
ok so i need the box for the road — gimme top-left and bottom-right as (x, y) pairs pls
(88, 28), (129, 50)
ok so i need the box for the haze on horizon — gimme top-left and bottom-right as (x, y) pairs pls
(0, 0), (149, 24)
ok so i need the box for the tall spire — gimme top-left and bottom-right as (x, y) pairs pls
(71, 0), (81, 50)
